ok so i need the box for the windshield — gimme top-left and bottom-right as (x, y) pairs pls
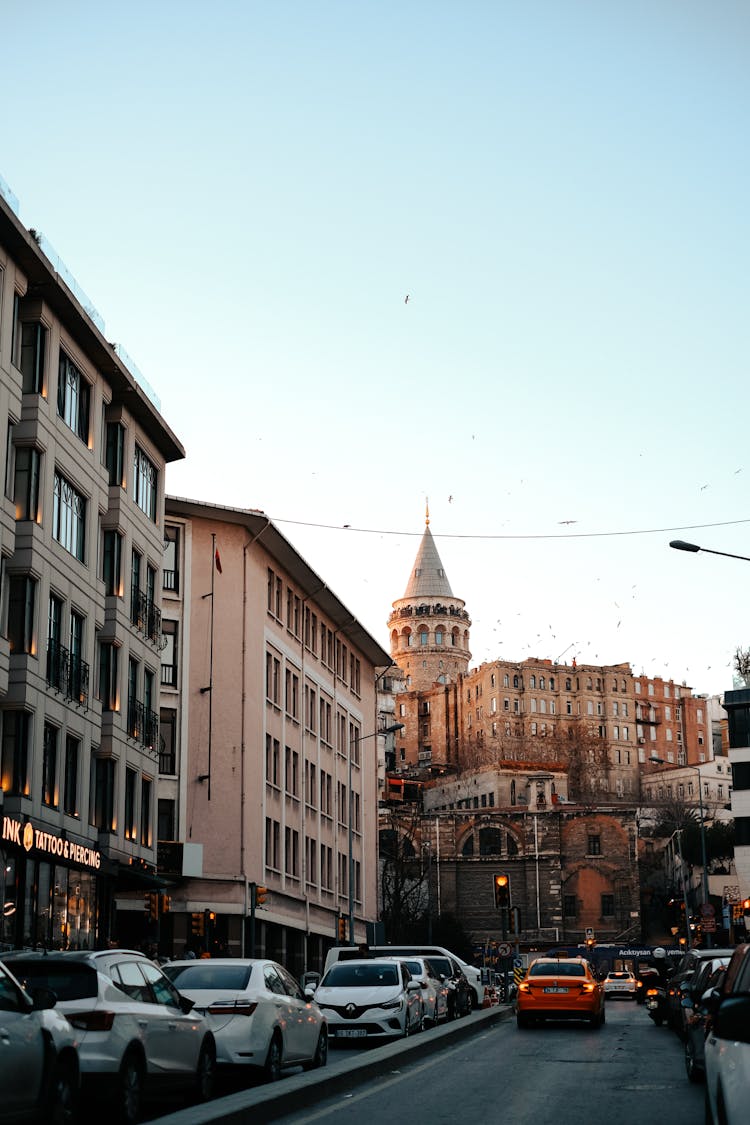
(163, 964), (253, 990)
(323, 962), (400, 988)
(3, 960), (98, 1000)
(528, 962), (585, 978)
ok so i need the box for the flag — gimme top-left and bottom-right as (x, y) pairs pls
(214, 547), (222, 574)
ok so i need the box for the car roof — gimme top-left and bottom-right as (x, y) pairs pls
(2, 948), (144, 962)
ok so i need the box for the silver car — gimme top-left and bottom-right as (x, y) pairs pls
(0, 958), (80, 1125)
(164, 958), (327, 1080)
(4, 949), (216, 1125)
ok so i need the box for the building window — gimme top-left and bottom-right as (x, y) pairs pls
(1, 711), (31, 796)
(601, 894), (615, 917)
(92, 757), (115, 832)
(140, 778), (152, 847)
(98, 640), (119, 711)
(133, 445), (157, 520)
(42, 723), (58, 808)
(161, 620), (178, 687)
(158, 798), (175, 841)
(163, 524), (180, 594)
(105, 422), (126, 488)
(102, 530), (123, 597)
(53, 470), (86, 561)
(159, 709), (177, 774)
(563, 895), (577, 917)
(19, 321), (46, 394)
(57, 352), (90, 442)
(63, 735), (79, 816)
(124, 768), (137, 840)
(14, 447), (41, 522)
(587, 834), (601, 856)
(8, 575), (36, 655)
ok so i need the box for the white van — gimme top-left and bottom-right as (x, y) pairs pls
(323, 944), (482, 1007)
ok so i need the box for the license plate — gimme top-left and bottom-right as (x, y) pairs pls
(646, 999), (658, 1009)
(336, 1028), (367, 1038)
(543, 986), (568, 994)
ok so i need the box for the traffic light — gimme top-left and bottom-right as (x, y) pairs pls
(159, 894), (171, 915)
(255, 885), (268, 907)
(144, 892), (159, 921)
(337, 915), (347, 942)
(493, 873), (510, 910)
(206, 910), (216, 931)
(743, 898), (750, 913)
(191, 912), (205, 937)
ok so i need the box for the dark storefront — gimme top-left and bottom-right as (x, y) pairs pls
(1, 812), (112, 951)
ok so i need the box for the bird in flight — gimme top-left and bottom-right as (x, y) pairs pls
(404, 294), (410, 304)
(558, 520), (577, 525)
(448, 494), (454, 503)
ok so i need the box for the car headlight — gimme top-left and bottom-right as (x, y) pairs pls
(380, 996), (404, 1010)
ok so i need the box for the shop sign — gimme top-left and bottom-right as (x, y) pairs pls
(1, 815), (101, 870)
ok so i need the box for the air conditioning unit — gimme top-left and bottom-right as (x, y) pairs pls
(638, 737), (645, 744)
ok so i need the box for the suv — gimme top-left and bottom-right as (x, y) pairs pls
(666, 947), (735, 1033)
(0, 958), (80, 1124)
(4, 949), (216, 1125)
(323, 945), (482, 1008)
(704, 942), (750, 1125)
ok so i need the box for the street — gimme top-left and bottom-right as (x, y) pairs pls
(268, 1003), (704, 1125)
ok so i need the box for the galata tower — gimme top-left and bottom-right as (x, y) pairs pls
(388, 506), (472, 691)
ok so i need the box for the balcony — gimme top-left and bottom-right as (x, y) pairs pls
(127, 698), (159, 755)
(131, 590), (162, 645)
(46, 642), (89, 710)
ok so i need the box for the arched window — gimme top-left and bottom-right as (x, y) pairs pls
(539, 676), (545, 689)
(565, 678), (572, 690)
(510, 780), (516, 805)
(461, 834), (475, 857)
(419, 630), (428, 645)
(507, 834), (519, 856)
(530, 674), (536, 688)
(513, 675), (519, 688)
(479, 827), (503, 855)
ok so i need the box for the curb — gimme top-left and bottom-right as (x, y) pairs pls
(151, 1004), (513, 1125)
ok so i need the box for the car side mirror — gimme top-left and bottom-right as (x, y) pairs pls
(179, 994), (195, 1014)
(304, 986), (317, 1000)
(713, 995), (750, 1044)
(406, 980), (421, 992)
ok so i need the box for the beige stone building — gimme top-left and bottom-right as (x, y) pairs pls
(148, 499), (391, 977)
(0, 179), (184, 950)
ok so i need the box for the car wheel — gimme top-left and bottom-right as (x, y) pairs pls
(302, 1029), (328, 1071)
(652, 1014), (664, 1027)
(49, 1058), (78, 1125)
(117, 1051), (144, 1125)
(263, 1034), (283, 1082)
(194, 1038), (216, 1103)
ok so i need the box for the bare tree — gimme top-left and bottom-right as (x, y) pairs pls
(734, 646), (750, 687)
(379, 808), (429, 942)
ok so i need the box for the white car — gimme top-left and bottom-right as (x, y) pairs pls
(310, 958), (424, 1042)
(602, 970), (637, 999)
(386, 957), (449, 1026)
(0, 958), (81, 1125)
(704, 943), (750, 1125)
(4, 949), (216, 1125)
(164, 958), (327, 1079)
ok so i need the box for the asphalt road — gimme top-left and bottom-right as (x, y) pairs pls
(267, 1002), (704, 1125)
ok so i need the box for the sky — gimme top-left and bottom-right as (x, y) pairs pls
(3, 1), (749, 697)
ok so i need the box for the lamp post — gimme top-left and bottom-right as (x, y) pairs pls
(669, 539), (750, 564)
(348, 722), (404, 945)
(650, 756), (711, 947)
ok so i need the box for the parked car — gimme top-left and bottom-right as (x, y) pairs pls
(322, 944), (482, 1008)
(665, 946), (734, 1032)
(163, 958), (327, 1080)
(3, 949), (216, 1125)
(309, 958), (423, 1041)
(421, 955), (474, 1018)
(704, 942), (750, 1125)
(516, 956), (605, 1028)
(602, 970), (637, 1000)
(0, 958), (80, 1125)
(681, 961), (729, 1083)
(384, 957), (449, 1026)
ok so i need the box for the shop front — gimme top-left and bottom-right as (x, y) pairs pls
(1, 812), (112, 951)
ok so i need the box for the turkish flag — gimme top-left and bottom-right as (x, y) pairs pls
(214, 548), (222, 574)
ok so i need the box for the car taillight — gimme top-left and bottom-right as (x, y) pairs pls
(68, 1010), (116, 1032)
(645, 989), (659, 997)
(206, 1000), (258, 1017)
(582, 983), (596, 993)
(518, 982), (531, 994)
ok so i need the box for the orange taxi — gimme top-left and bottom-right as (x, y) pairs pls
(516, 956), (605, 1029)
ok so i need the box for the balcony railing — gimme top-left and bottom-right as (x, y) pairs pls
(46, 642), (89, 710)
(127, 697), (159, 754)
(131, 589), (162, 645)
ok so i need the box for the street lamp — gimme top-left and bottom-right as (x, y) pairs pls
(348, 722), (404, 945)
(669, 540), (750, 564)
(650, 756), (711, 947)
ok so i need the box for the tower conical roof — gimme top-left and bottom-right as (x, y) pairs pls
(402, 524), (454, 600)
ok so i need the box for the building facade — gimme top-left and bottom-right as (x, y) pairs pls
(142, 499), (391, 977)
(0, 180), (184, 951)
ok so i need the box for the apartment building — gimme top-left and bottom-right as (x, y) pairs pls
(0, 179), (184, 950)
(145, 498), (391, 977)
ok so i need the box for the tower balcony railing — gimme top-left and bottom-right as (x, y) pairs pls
(127, 697), (159, 754)
(46, 641), (89, 710)
(130, 589), (162, 645)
